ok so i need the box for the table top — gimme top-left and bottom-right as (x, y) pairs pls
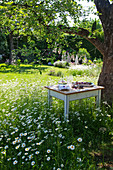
(45, 85), (104, 95)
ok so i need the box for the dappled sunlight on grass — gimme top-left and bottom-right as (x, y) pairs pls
(0, 64), (112, 169)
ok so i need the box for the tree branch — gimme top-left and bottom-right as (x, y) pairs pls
(54, 25), (105, 56)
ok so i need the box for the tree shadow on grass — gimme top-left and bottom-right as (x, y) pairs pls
(90, 143), (113, 169)
(0, 65), (48, 74)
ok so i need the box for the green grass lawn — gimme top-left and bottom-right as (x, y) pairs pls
(0, 64), (113, 170)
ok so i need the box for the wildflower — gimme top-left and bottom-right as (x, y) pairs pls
(4, 145), (8, 149)
(13, 160), (18, 165)
(36, 142), (41, 145)
(12, 141), (16, 145)
(25, 147), (31, 151)
(1, 151), (6, 154)
(7, 138), (11, 141)
(57, 168), (61, 170)
(19, 133), (23, 137)
(7, 158), (11, 161)
(15, 137), (19, 141)
(15, 128), (18, 132)
(31, 161), (35, 166)
(35, 151), (40, 155)
(12, 107), (17, 111)
(47, 149), (51, 153)
(82, 148), (85, 151)
(11, 131), (15, 135)
(17, 139), (21, 143)
(23, 133), (27, 136)
(15, 144), (20, 149)
(77, 138), (82, 142)
(21, 143), (26, 148)
(67, 146), (70, 149)
(58, 134), (62, 138)
(22, 156), (25, 159)
(70, 145), (75, 150)
(66, 119), (69, 123)
(29, 154), (33, 160)
(17, 152), (22, 156)
(47, 157), (50, 161)
(61, 164), (64, 167)
(77, 157), (82, 162)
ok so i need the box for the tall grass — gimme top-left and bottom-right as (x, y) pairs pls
(0, 64), (113, 169)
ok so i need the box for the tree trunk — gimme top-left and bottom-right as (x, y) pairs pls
(98, 52), (113, 104)
(9, 31), (14, 65)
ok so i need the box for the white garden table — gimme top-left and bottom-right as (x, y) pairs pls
(45, 85), (104, 119)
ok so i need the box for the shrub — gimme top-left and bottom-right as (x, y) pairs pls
(56, 71), (63, 77)
(24, 59), (28, 64)
(48, 70), (63, 77)
(48, 70), (56, 76)
(16, 59), (21, 66)
(54, 60), (70, 68)
(69, 65), (101, 77)
(77, 48), (91, 64)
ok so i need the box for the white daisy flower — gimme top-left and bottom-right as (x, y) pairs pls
(77, 138), (82, 142)
(70, 145), (75, 150)
(4, 145), (8, 149)
(29, 154), (33, 160)
(19, 133), (23, 137)
(35, 151), (40, 155)
(1, 151), (6, 154)
(61, 164), (64, 167)
(47, 157), (50, 161)
(67, 146), (70, 149)
(21, 143), (26, 148)
(17, 151), (22, 156)
(77, 157), (82, 162)
(15, 144), (20, 149)
(12, 141), (16, 145)
(47, 149), (51, 153)
(13, 160), (18, 165)
(31, 161), (35, 166)
(7, 158), (11, 161)
(25, 147), (31, 151)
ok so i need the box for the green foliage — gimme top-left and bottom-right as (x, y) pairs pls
(16, 59), (21, 66)
(77, 48), (91, 64)
(48, 69), (64, 77)
(24, 59), (28, 65)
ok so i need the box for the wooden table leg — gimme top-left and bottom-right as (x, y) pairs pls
(96, 90), (101, 107)
(48, 89), (52, 107)
(64, 95), (69, 120)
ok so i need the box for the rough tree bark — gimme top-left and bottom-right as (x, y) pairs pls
(59, 0), (113, 104)
(94, 0), (113, 104)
